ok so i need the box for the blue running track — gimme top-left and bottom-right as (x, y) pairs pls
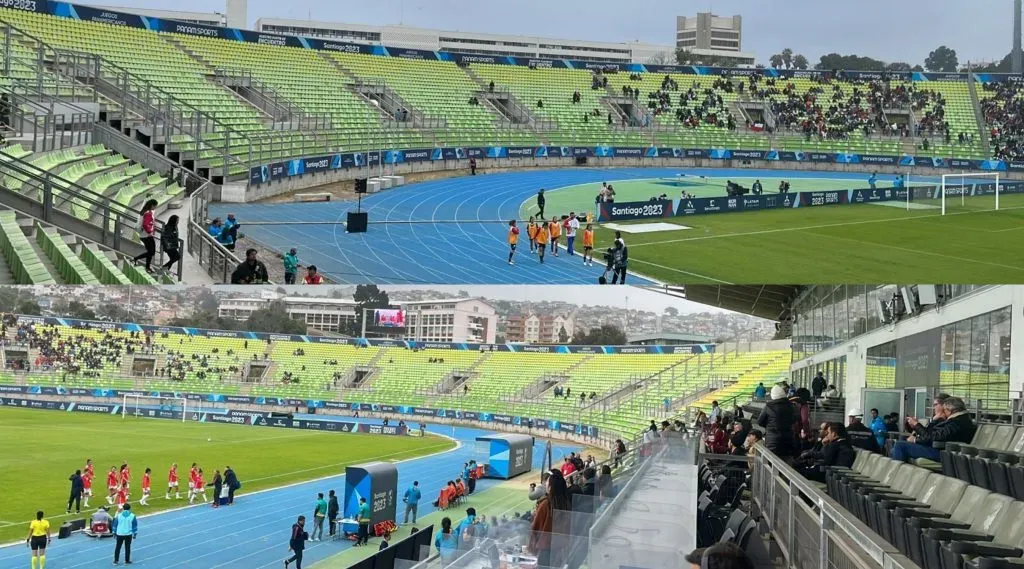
(0, 419), (576, 569)
(213, 167), (913, 285)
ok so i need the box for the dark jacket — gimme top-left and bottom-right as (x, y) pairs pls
(757, 398), (797, 457)
(811, 375), (827, 396)
(290, 523), (308, 551)
(328, 495), (339, 518)
(231, 260), (269, 284)
(69, 472), (84, 495)
(915, 412), (976, 447)
(822, 438), (856, 468)
(161, 224), (179, 253)
(224, 468), (239, 490)
(847, 421), (881, 453)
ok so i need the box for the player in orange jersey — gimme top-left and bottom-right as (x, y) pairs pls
(526, 216), (539, 254)
(548, 217), (561, 256)
(582, 224), (595, 266)
(534, 221), (549, 264)
(507, 220), (520, 265)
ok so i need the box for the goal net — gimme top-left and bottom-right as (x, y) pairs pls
(940, 172), (1001, 215)
(121, 394), (188, 422)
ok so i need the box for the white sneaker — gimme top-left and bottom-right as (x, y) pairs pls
(508, 261), (514, 265)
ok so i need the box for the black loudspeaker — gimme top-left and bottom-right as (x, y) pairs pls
(347, 211), (368, 233)
(68, 519), (86, 532)
(354, 178), (368, 194)
(575, 156), (588, 166)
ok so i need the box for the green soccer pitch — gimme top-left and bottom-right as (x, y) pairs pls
(594, 192), (1024, 284)
(516, 177), (1024, 284)
(0, 408), (454, 544)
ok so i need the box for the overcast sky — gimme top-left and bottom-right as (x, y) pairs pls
(85, 0), (1013, 66)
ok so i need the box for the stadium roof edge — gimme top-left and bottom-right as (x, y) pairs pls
(646, 285), (804, 322)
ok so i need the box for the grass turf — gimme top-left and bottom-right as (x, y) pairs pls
(586, 192), (1024, 284)
(0, 407), (454, 544)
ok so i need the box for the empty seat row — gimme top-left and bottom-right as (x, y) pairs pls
(827, 449), (1024, 569)
(937, 423), (1024, 499)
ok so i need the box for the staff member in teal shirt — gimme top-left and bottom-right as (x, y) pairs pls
(354, 497), (371, 546)
(283, 248), (299, 285)
(403, 481), (421, 525)
(311, 493), (327, 542)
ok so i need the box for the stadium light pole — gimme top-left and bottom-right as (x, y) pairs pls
(1014, 0), (1023, 74)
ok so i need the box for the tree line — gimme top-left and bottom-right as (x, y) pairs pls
(661, 45), (967, 73)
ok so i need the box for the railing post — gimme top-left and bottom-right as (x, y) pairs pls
(2, 26), (10, 77)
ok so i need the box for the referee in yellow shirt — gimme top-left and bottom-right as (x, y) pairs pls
(26, 510), (51, 569)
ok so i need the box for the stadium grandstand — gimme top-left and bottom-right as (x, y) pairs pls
(0, 3), (1018, 283)
(0, 283), (1018, 569)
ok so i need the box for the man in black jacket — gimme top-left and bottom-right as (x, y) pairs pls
(67, 469), (84, 514)
(327, 490), (340, 537)
(284, 515), (308, 569)
(811, 371), (827, 400)
(891, 396), (975, 462)
(230, 249), (269, 285)
(223, 466), (239, 505)
(799, 423), (855, 482)
(846, 410), (881, 453)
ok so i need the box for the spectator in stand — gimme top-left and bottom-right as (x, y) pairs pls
(891, 396), (975, 462)
(223, 214), (241, 245)
(231, 249), (269, 284)
(845, 410), (881, 453)
(302, 265), (324, 285)
(283, 248), (300, 285)
(160, 215), (181, 274)
(132, 199), (159, 273)
(530, 470), (570, 568)
(208, 218), (235, 250)
(799, 422), (855, 482)
(560, 456), (576, 478)
(811, 371), (827, 400)
(757, 384), (797, 458)
(868, 408), (888, 449)
(708, 401), (721, 423)
(753, 382), (767, 400)
(435, 518), (458, 563)
(704, 418), (728, 454)
(818, 384), (840, 406)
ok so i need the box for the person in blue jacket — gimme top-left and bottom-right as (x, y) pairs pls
(868, 408), (887, 448)
(435, 517), (458, 563)
(455, 507), (477, 549)
(868, 172), (877, 189)
(403, 480), (421, 525)
(111, 503), (138, 565)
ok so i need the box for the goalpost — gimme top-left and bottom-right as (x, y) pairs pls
(121, 394), (188, 423)
(940, 172), (1001, 215)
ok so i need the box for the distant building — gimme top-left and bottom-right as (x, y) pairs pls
(675, 13), (754, 66)
(506, 313), (575, 344)
(85, 3), (225, 26)
(627, 332), (713, 346)
(217, 296), (495, 342)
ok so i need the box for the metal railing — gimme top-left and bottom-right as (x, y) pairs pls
(208, 69), (333, 131)
(0, 82), (94, 151)
(188, 180), (241, 284)
(750, 444), (919, 569)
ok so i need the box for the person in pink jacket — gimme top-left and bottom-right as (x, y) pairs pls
(132, 199), (159, 273)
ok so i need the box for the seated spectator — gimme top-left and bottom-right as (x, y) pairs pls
(753, 382), (767, 400)
(868, 408), (888, 448)
(208, 218), (235, 250)
(891, 396), (975, 462)
(704, 418), (728, 454)
(846, 409), (881, 453)
(799, 422), (855, 482)
(87, 507), (113, 537)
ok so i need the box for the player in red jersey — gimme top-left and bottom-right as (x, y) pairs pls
(187, 463), (198, 502)
(82, 459), (95, 508)
(119, 462), (131, 494)
(140, 468), (151, 506)
(191, 469), (207, 504)
(115, 485), (128, 511)
(166, 463), (180, 500)
(105, 467), (118, 505)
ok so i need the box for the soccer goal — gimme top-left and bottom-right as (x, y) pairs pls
(121, 394), (188, 422)
(940, 172), (1001, 215)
